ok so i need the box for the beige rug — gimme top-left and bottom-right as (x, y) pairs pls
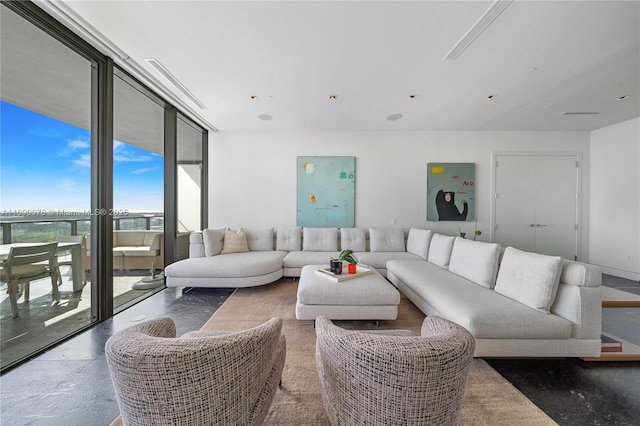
(201, 278), (557, 425)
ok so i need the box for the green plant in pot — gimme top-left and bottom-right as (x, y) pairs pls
(338, 249), (358, 274)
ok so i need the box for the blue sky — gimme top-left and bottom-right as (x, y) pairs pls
(0, 100), (164, 212)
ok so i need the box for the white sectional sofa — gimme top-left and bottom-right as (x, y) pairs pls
(164, 226), (602, 358)
(386, 231), (602, 358)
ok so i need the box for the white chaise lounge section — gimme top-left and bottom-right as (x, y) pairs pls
(165, 229), (286, 288)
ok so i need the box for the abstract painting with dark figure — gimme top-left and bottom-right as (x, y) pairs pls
(436, 190), (468, 221)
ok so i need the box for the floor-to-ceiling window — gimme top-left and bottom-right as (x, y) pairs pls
(111, 69), (166, 311)
(176, 113), (206, 260)
(0, 2), (208, 371)
(0, 4), (95, 370)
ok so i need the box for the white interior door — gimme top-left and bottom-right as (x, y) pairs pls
(494, 154), (579, 260)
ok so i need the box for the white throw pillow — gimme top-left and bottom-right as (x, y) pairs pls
(448, 237), (501, 288)
(221, 228), (250, 254)
(369, 228), (405, 252)
(406, 228), (433, 260)
(340, 228), (367, 251)
(494, 247), (563, 314)
(276, 227), (302, 251)
(202, 228), (225, 257)
(427, 233), (455, 268)
(303, 228), (338, 251)
(245, 228), (274, 251)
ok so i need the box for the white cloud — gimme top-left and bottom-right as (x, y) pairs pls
(131, 168), (153, 175)
(73, 154), (91, 168)
(59, 178), (77, 190)
(113, 140), (153, 162)
(68, 139), (90, 149)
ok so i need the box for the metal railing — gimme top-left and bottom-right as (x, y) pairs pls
(0, 212), (164, 244)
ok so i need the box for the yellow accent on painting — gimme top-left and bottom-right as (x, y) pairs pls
(431, 166), (444, 174)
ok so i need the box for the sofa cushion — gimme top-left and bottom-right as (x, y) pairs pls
(221, 228), (250, 254)
(276, 227), (302, 251)
(427, 233), (455, 268)
(340, 228), (367, 251)
(448, 237), (501, 289)
(355, 251), (422, 271)
(494, 247), (563, 314)
(245, 228), (274, 251)
(283, 251), (340, 268)
(303, 228), (338, 251)
(116, 231), (145, 246)
(142, 232), (161, 249)
(369, 228), (405, 252)
(406, 228), (433, 260)
(203, 228), (225, 257)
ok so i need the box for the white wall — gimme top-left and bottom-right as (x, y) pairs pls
(209, 130), (591, 256)
(177, 164), (202, 232)
(589, 118), (640, 280)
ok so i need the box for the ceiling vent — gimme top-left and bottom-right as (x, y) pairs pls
(444, 0), (513, 60)
(145, 58), (207, 109)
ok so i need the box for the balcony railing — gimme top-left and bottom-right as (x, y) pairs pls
(0, 211), (164, 244)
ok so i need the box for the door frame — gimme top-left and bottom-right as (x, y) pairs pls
(490, 151), (583, 261)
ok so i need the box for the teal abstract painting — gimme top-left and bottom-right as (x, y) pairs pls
(297, 156), (355, 227)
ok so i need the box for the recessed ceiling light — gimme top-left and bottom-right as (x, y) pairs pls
(386, 113), (403, 121)
(329, 95), (338, 100)
(250, 95), (259, 100)
(617, 95), (630, 101)
(257, 114), (273, 121)
(486, 95), (496, 100)
(408, 95), (417, 100)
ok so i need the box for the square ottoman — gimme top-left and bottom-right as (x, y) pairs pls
(295, 264), (400, 320)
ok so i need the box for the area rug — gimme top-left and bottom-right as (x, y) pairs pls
(201, 278), (558, 426)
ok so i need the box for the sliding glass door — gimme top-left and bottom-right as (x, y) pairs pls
(0, 5), (94, 370)
(0, 1), (208, 372)
(112, 69), (166, 311)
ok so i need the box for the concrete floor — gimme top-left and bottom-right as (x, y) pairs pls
(0, 276), (638, 425)
(0, 271), (163, 370)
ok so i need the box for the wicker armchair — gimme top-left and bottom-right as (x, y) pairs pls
(315, 315), (475, 426)
(106, 317), (286, 426)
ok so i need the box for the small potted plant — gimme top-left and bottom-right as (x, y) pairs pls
(338, 249), (358, 274)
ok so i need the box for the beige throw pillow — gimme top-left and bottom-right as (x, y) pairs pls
(221, 228), (250, 254)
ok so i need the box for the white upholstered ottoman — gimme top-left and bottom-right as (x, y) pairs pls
(295, 264), (400, 320)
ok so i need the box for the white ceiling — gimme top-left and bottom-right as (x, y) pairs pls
(37, 0), (640, 132)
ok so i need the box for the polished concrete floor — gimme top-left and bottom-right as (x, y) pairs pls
(0, 276), (638, 426)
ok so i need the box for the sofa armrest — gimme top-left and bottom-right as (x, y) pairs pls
(189, 232), (205, 258)
(551, 283), (602, 339)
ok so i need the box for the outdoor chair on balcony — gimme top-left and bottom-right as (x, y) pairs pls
(56, 235), (87, 286)
(106, 317), (286, 426)
(0, 242), (60, 318)
(315, 315), (476, 425)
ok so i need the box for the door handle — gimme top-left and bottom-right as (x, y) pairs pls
(529, 224), (548, 227)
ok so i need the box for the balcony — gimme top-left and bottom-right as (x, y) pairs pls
(0, 212), (165, 371)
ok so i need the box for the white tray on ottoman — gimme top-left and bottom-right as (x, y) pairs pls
(295, 264), (400, 321)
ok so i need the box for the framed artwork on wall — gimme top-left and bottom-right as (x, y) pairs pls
(296, 156), (355, 228)
(427, 163), (475, 221)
